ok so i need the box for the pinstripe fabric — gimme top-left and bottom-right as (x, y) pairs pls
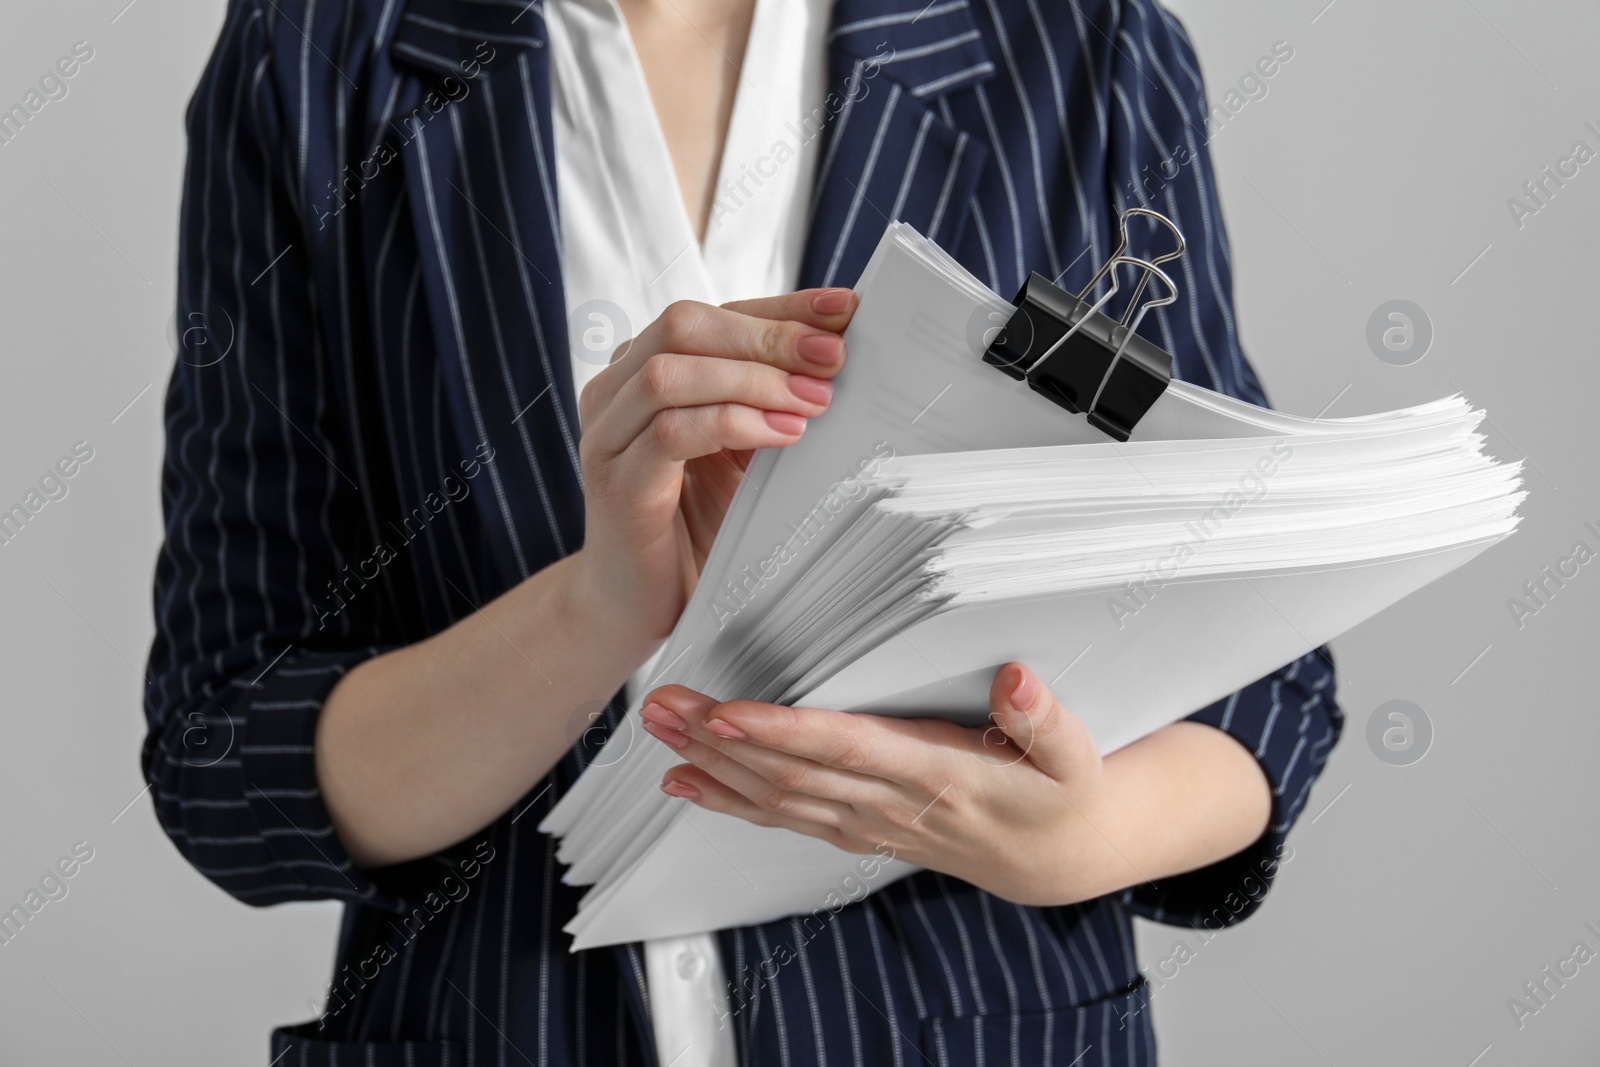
(144, 0), (1342, 1063)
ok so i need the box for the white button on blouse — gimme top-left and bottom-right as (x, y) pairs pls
(544, 0), (830, 1062)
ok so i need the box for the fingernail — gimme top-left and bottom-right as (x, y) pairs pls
(643, 720), (689, 749)
(641, 701), (688, 731)
(787, 374), (834, 406)
(764, 411), (807, 436)
(705, 718), (747, 740)
(1008, 665), (1039, 712)
(811, 288), (853, 314)
(797, 333), (845, 367)
(662, 778), (700, 800)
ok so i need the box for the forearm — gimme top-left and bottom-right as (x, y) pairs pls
(315, 551), (658, 868)
(1036, 721), (1272, 906)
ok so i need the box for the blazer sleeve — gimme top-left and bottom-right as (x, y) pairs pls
(142, 1), (407, 913)
(1099, 0), (1345, 929)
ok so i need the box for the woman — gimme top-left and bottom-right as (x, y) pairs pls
(144, 0), (1340, 1062)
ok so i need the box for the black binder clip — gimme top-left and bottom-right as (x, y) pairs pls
(983, 209), (1186, 442)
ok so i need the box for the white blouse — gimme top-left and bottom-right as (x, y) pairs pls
(545, 0), (829, 1062)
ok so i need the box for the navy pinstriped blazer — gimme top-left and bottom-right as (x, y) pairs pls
(144, 0), (1342, 1063)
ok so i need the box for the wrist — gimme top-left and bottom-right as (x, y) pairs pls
(548, 549), (664, 671)
(1053, 758), (1150, 903)
(983, 779), (1131, 908)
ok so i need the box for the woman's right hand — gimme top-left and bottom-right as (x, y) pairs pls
(567, 288), (859, 649)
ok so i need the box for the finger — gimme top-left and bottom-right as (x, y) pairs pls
(582, 298), (848, 418)
(659, 761), (872, 854)
(696, 699), (971, 792)
(988, 663), (1099, 782)
(631, 300), (846, 375)
(648, 694), (922, 821)
(720, 288), (859, 333)
(597, 403), (805, 503)
(640, 684), (717, 719)
(582, 352), (832, 462)
(659, 702), (900, 811)
(646, 686), (960, 795)
(642, 720), (857, 828)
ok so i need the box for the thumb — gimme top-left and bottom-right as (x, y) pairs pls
(988, 662), (1097, 781)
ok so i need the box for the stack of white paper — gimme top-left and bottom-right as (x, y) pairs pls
(541, 223), (1524, 950)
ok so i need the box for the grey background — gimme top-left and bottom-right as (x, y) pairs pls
(0, 0), (1594, 1063)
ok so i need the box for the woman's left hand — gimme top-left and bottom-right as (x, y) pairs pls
(639, 663), (1138, 908)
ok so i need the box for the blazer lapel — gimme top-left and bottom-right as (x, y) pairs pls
(391, 5), (660, 1044)
(389, 0), (585, 589)
(798, 0), (996, 290)
(384, 0), (995, 1052)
